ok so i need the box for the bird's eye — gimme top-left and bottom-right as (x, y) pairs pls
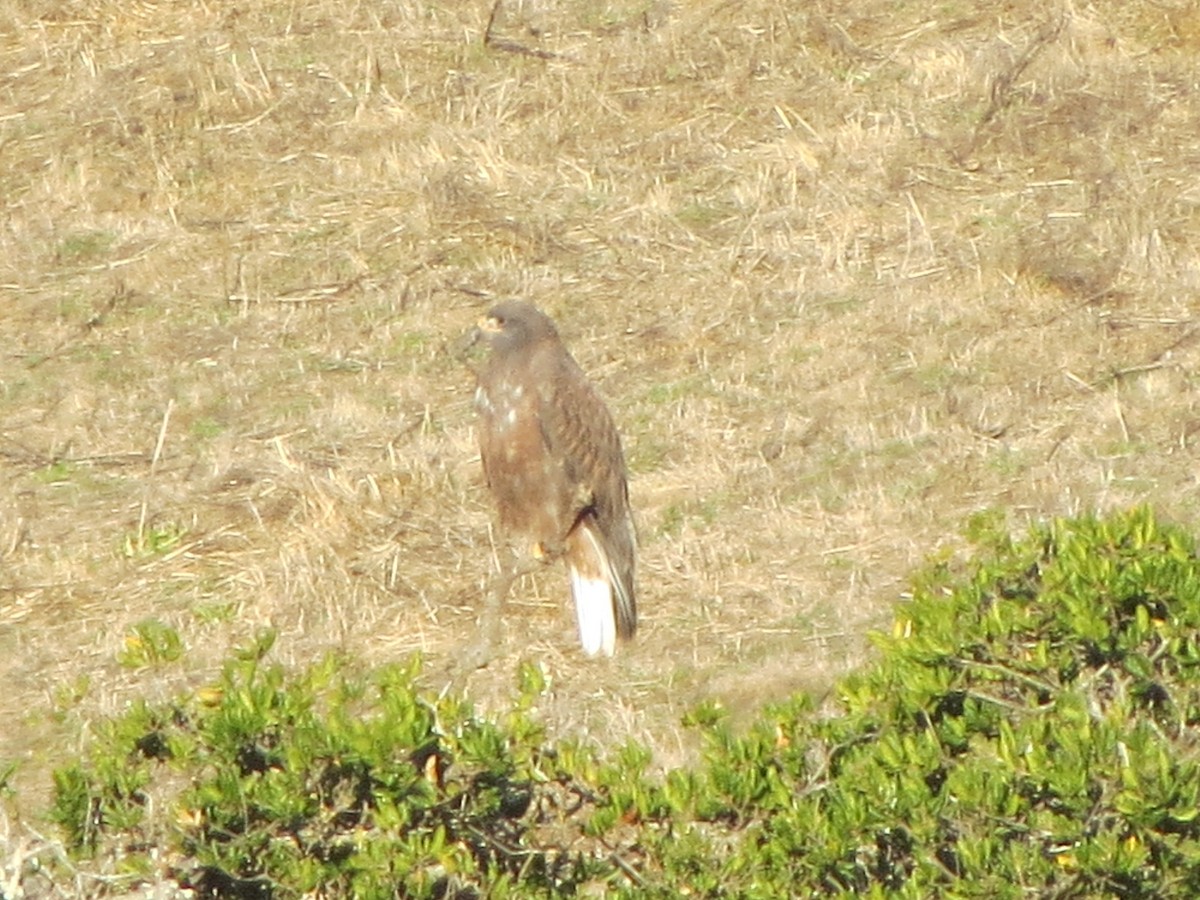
(492, 315), (505, 327)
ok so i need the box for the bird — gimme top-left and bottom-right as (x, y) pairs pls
(464, 300), (637, 657)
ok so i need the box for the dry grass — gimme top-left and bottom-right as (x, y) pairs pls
(2, 0), (1200, 847)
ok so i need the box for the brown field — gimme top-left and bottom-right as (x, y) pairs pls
(2, 0), (1200, 861)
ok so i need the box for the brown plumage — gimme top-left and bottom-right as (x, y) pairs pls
(468, 300), (636, 656)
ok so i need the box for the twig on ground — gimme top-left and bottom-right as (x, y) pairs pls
(483, 0), (566, 60)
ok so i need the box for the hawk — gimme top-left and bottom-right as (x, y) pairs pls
(466, 301), (636, 656)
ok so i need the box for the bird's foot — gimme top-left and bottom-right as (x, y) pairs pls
(456, 634), (498, 672)
(529, 541), (564, 564)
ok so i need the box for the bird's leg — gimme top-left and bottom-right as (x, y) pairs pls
(458, 544), (554, 671)
(457, 570), (512, 671)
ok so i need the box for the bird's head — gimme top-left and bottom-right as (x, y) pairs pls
(474, 301), (559, 357)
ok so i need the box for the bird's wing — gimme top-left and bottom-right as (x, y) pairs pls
(536, 347), (637, 634)
(534, 350), (625, 509)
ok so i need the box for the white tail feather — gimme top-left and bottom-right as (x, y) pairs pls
(569, 567), (616, 656)
(569, 525), (617, 656)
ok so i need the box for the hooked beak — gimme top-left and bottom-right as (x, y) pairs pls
(449, 324), (483, 361)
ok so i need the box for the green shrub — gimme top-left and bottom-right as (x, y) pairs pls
(51, 634), (621, 897)
(629, 506), (1200, 897)
(48, 508), (1200, 897)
